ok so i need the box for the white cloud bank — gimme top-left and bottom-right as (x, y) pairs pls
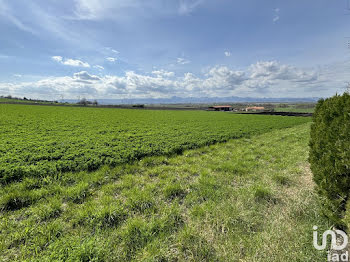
(1, 60), (342, 99)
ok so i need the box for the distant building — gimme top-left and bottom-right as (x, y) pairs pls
(245, 106), (265, 112)
(208, 105), (233, 111)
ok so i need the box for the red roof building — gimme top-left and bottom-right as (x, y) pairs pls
(245, 106), (265, 112)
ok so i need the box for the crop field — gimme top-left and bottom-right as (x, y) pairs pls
(0, 104), (327, 261)
(274, 105), (315, 113)
(0, 104), (310, 183)
(0, 122), (329, 261)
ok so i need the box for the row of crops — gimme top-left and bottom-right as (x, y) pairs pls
(0, 104), (310, 183)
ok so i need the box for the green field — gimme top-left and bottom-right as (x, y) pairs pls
(0, 98), (57, 104)
(274, 106), (315, 113)
(0, 122), (329, 261)
(0, 104), (310, 183)
(0, 104), (328, 261)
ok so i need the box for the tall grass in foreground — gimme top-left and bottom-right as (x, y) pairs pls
(0, 123), (329, 261)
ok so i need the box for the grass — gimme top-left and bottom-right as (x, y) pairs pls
(274, 107), (315, 113)
(0, 123), (329, 261)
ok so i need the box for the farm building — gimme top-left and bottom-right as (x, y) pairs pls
(208, 105), (233, 111)
(245, 106), (265, 112)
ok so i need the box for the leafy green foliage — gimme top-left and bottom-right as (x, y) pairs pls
(309, 93), (350, 226)
(0, 104), (309, 183)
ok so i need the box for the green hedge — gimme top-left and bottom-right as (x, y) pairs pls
(309, 93), (350, 227)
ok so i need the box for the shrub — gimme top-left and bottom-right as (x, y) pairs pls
(309, 93), (350, 226)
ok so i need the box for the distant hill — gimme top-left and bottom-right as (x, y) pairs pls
(63, 96), (319, 105)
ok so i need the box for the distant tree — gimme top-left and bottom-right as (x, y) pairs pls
(77, 98), (88, 106)
(23, 97), (28, 100)
(93, 100), (98, 106)
(132, 104), (145, 108)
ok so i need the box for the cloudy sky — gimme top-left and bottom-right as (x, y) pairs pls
(0, 0), (350, 100)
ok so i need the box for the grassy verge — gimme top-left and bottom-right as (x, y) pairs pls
(0, 123), (329, 261)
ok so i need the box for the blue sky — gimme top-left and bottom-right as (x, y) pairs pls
(0, 0), (350, 100)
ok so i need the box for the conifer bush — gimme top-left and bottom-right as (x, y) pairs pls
(309, 93), (350, 226)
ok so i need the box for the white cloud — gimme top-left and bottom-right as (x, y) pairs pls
(101, 47), (120, 56)
(74, 71), (100, 81)
(0, 2), (38, 35)
(202, 66), (246, 94)
(73, 0), (137, 20)
(94, 65), (105, 70)
(249, 61), (317, 82)
(52, 56), (90, 67)
(181, 72), (202, 92)
(224, 51), (231, 57)
(13, 74), (22, 78)
(106, 57), (117, 62)
(1, 61), (334, 99)
(0, 1), (90, 45)
(178, 0), (203, 15)
(63, 59), (90, 67)
(124, 71), (176, 94)
(152, 69), (175, 78)
(52, 56), (63, 62)
(73, 0), (204, 20)
(106, 47), (119, 54)
(177, 57), (190, 65)
(273, 7), (280, 23)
